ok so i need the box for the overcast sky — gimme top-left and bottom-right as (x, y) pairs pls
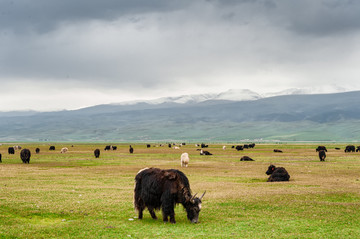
(1, 0), (360, 111)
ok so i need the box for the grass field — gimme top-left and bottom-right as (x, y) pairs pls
(1, 143), (360, 238)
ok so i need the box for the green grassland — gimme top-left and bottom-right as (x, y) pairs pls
(0, 143), (360, 238)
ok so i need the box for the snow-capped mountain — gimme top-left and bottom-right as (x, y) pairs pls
(262, 85), (348, 98)
(214, 89), (262, 101)
(114, 89), (262, 106)
(114, 86), (348, 106)
(146, 89), (262, 104)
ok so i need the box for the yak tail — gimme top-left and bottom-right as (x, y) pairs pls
(134, 182), (141, 211)
(134, 168), (147, 211)
(134, 178), (142, 211)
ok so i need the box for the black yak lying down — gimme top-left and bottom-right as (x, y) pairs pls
(240, 156), (254, 161)
(134, 167), (205, 224)
(266, 165), (290, 182)
(200, 150), (212, 155)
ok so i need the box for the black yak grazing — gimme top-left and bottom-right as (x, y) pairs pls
(49, 146), (55, 150)
(94, 149), (100, 158)
(134, 167), (205, 224)
(129, 145), (134, 154)
(318, 150), (326, 161)
(20, 149), (31, 164)
(104, 145), (111, 151)
(266, 165), (290, 182)
(8, 147), (15, 154)
(316, 146), (327, 152)
(345, 145), (355, 152)
(35, 148), (40, 154)
(0, 153), (2, 163)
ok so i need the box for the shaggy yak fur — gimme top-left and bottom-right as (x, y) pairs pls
(134, 167), (205, 224)
(20, 149), (31, 164)
(318, 150), (326, 161)
(266, 165), (290, 182)
(94, 149), (100, 158)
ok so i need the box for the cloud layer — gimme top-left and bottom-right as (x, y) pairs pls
(1, 0), (360, 111)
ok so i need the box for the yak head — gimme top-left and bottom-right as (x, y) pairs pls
(185, 191), (206, 223)
(266, 165), (276, 175)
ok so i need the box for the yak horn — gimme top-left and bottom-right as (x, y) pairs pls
(191, 193), (198, 201)
(199, 191), (206, 200)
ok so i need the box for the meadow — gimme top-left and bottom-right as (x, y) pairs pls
(0, 143), (360, 238)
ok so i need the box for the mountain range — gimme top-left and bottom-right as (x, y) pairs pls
(0, 89), (359, 142)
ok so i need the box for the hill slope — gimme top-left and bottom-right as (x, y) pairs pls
(1, 91), (360, 142)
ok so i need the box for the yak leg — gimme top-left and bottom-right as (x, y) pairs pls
(138, 208), (144, 219)
(137, 203), (145, 219)
(161, 191), (176, 223)
(161, 209), (175, 223)
(148, 208), (157, 219)
(161, 203), (175, 224)
(169, 212), (176, 224)
(162, 210), (168, 223)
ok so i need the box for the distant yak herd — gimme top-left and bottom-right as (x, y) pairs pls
(1, 142), (359, 224)
(1, 144), (358, 167)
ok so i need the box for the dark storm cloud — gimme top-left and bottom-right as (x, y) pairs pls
(2, 0), (360, 35)
(0, 0), (190, 33)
